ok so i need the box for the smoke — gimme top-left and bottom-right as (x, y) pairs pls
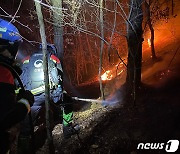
(102, 89), (124, 107)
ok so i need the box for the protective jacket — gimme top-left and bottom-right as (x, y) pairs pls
(18, 51), (63, 138)
(0, 18), (32, 154)
(0, 55), (29, 154)
(0, 55), (29, 130)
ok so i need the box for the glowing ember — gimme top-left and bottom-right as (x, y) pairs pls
(101, 70), (113, 81)
(148, 38), (151, 47)
(115, 62), (123, 67)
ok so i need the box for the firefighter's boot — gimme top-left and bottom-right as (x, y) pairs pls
(63, 110), (80, 139)
(63, 123), (80, 139)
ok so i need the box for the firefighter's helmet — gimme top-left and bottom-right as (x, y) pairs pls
(0, 18), (22, 57)
(39, 44), (57, 55)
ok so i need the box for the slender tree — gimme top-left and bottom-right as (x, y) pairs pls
(99, 0), (105, 100)
(51, 0), (64, 62)
(126, 0), (143, 105)
(34, 0), (55, 153)
(145, 0), (156, 60)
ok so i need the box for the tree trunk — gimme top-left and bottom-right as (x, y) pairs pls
(34, 1), (55, 153)
(99, 0), (105, 100)
(76, 38), (80, 85)
(126, 0), (143, 105)
(145, 0), (156, 60)
(51, 0), (64, 63)
(149, 23), (156, 59)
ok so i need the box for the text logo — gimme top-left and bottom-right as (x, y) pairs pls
(34, 59), (43, 68)
(165, 140), (179, 152)
(137, 140), (179, 152)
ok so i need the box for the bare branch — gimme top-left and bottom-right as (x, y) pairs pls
(9, 0), (23, 23)
(34, 0), (67, 11)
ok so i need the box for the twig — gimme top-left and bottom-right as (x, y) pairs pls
(9, 0), (23, 23)
(0, 14), (20, 18)
(0, 6), (32, 32)
(107, 2), (117, 62)
(0, 7), (10, 16)
(15, 20), (33, 32)
(34, 0), (67, 11)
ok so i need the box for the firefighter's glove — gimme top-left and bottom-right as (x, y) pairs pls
(17, 90), (34, 112)
(63, 91), (73, 103)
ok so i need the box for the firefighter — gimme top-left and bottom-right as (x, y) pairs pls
(0, 18), (34, 153)
(17, 44), (79, 152)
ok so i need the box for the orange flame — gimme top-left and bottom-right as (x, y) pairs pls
(101, 70), (113, 81)
(101, 60), (126, 81)
(117, 70), (124, 75)
(148, 38), (151, 47)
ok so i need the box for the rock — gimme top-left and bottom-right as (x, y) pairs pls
(91, 144), (99, 149)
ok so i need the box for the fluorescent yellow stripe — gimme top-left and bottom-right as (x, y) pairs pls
(18, 98), (30, 113)
(23, 59), (29, 64)
(31, 85), (45, 95)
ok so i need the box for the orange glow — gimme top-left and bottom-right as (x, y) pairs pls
(148, 38), (151, 47)
(117, 70), (124, 75)
(101, 70), (113, 81)
(100, 59), (126, 81)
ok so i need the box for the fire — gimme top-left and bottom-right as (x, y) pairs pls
(117, 70), (124, 75)
(101, 70), (113, 81)
(148, 38), (151, 47)
(101, 59), (126, 81)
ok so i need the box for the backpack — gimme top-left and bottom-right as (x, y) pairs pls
(20, 52), (62, 95)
